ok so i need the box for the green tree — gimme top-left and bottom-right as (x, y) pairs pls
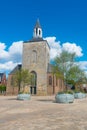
(67, 66), (87, 87)
(13, 68), (31, 93)
(53, 51), (86, 89)
(54, 51), (76, 80)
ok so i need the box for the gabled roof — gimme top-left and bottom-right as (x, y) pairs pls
(9, 64), (22, 75)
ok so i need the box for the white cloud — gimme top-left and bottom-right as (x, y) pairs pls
(8, 41), (23, 62)
(9, 41), (23, 55)
(44, 37), (83, 59)
(78, 61), (87, 76)
(0, 36), (86, 75)
(79, 61), (87, 70)
(62, 42), (83, 57)
(0, 42), (9, 59)
(0, 41), (23, 74)
(0, 61), (18, 71)
(0, 41), (23, 62)
(44, 37), (61, 59)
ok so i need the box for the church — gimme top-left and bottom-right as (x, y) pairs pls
(7, 20), (65, 95)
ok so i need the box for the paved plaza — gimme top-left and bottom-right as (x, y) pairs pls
(0, 95), (87, 130)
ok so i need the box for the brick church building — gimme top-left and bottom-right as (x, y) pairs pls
(7, 20), (65, 95)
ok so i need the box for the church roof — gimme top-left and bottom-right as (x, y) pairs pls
(29, 37), (44, 42)
(34, 19), (41, 28)
(9, 64), (22, 75)
(23, 38), (44, 43)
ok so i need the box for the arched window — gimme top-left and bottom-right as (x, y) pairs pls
(30, 71), (37, 95)
(49, 76), (52, 85)
(31, 71), (37, 86)
(32, 50), (37, 63)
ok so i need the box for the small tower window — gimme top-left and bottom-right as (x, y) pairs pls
(39, 30), (41, 35)
(36, 28), (38, 35)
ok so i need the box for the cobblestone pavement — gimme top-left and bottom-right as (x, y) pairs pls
(0, 95), (87, 130)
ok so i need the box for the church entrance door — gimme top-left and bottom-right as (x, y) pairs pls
(30, 71), (37, 95)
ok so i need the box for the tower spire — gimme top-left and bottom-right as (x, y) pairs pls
(35, 19), (41, 28)
(33, 19), (42, 38)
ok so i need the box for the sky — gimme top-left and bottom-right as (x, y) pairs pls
(0, 0), (87, 76)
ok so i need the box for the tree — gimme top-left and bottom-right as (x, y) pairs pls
(54, 51), (76, 81)
(13, 68), (31, 93)
(53, 51), (86, 90)
(67, 65), (86, 86)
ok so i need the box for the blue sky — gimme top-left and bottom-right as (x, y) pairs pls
(0, 0), (87, 75)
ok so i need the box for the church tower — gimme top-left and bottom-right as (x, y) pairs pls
(22, 20), (50, 95)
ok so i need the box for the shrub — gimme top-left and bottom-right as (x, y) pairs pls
(57, 91), (65, 94)
(57, 90), (73, 94)
(65, 90), (74, 94)
(73, 89), (86, 93)
(18, 91), (30, 94)
(0, 85), (6, 92)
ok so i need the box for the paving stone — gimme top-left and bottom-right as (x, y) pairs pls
(0, 96), (87, 130)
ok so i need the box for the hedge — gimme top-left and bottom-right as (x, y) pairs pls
(0, 85), (6, 92)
